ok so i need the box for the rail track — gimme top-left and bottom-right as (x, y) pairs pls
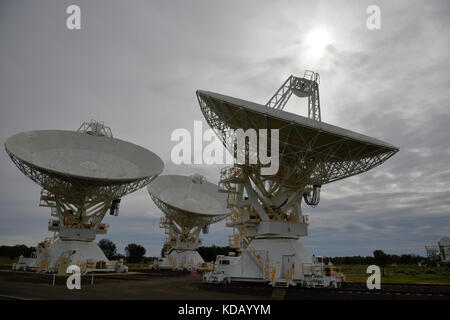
(202, 281), (450, 300)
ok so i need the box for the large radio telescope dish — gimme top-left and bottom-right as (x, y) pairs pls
(5, 130), (164, 205)
(5, 120), (164, 273)
(198, 71), (399, 286)
(197, 90), (398, 188)
(148, 174), (230, 270)
(197, 70), (399, 246)
(148, 174), (229, 228)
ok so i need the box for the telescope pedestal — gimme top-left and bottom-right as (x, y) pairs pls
(156, 249), (205, 271)
(204, 237), (312, 285)
(36, 190), (127, 273)
(232, 238), (311, 283)
(204, 166), (343, 287)
(36, 239), (109, 273)
(154, 222), (206, 271)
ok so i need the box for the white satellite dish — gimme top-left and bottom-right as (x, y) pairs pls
(5, 120), (164, 273)
(198, 71), (399, 286)
(197, 93), (398, 188)
(147, 174), (229, 270)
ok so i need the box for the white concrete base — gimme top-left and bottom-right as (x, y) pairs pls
(206, 238), (313, 283)
(154, 249), (205, 270)
(37, 239), (109, 272)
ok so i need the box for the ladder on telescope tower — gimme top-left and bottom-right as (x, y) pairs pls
(219, 167), (286, 286)
(219, 170), (240, 234)
(39, 189), (56, 208)
(246, 246), (281, 285)
(219, 166), (252, 249)
(247, 246), (274, 282)
(39, 189), (59, 218)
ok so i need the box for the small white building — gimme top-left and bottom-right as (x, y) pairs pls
(438, 237), (450, 263)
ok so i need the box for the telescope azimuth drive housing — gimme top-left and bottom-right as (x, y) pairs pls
(198, 71), (399, 287)
(147, 174), (229, 270)
(5, 120), (164, 273)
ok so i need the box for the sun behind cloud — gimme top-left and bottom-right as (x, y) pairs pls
(305, 28), (333, 56)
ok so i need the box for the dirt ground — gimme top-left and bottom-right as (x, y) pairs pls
(0, 270), (271, 300)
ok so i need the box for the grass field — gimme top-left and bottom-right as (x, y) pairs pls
(339, 264), (450, 284)
(0, 256), (17, 265)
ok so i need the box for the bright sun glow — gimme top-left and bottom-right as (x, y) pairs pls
(305, 29), (332, 56)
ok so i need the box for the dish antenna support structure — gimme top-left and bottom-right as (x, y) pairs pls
(266, 70), (321, 121)
(148, 175), (229, 271)
(197, 71), (398, 287)
(5, 120), (164, 273)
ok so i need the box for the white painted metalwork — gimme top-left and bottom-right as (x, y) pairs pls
(438, 237), (450, 263)
(5, 120), (164, 273)
(266, 70), (321, 121)
(198, 71), (399, 287)
(147, 175), (230, 270)
(77, 120), (113, 138)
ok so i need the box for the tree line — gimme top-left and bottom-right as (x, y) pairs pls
(0, 240), (150, 264)
(98, 239), (149, 263)
(0, 245), (34, 259)
(0, 242), (427, 266)
(326, 250), (424, 266)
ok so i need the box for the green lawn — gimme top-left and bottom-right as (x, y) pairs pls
(0, 256), (17, 265)
(338, 264), (450, 284)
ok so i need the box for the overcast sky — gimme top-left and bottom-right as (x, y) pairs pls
(0, 0), (449, 258)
